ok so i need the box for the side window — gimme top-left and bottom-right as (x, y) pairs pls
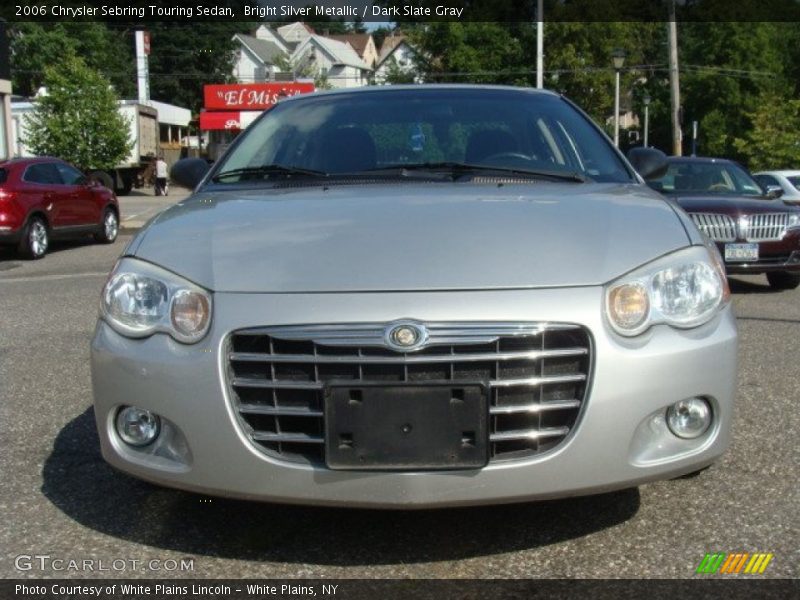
(24, 163), (61, 184)
(754, 174), (778, 188)
(55, 163), (85, 185)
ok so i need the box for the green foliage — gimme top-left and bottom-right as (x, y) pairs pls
(273, 54), (332, 90)
(382, 58), (417, 85)
(9, 23), (135, 98)
(680, 22), (785, 159)
(408, 22), (525, 85)
(145, 22), (242, 113)
(370, 26), (395, 51)
(733, 94), (800, 170)
(24, 55), (132, 171)
(534, 22), (653, 125)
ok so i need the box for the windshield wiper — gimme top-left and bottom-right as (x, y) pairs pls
(364, 162), (586, 183)
(211, 164), (327, 182)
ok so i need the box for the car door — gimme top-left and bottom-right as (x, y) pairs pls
(22, 162), (74, 227)
(54, 162), (99, 226)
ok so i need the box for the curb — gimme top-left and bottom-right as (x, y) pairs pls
(120, 222), (145, 234)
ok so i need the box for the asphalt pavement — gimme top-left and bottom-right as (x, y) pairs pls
(118, 186), (192, 231)
(0, 228), (798, 579)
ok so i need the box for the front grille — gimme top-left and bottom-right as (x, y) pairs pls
(225, 322), (592, 466)
(689, 213), (736, 242)
(746, 213), (789, 242)
(689, 212), (791, 242)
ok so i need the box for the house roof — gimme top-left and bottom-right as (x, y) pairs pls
(251, 24), (290, 52)
(277, 22), (315, 41)
(300, 35), (371, 70)
(235, 34), (285, 66)
(326, 34), (372, 58)
(378, 34), (409, 65)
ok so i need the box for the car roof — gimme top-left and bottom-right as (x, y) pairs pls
(754, 170), (800, 176)
(0, 156), (63, 166)
(665, 156), (735, 165)
(278, 84), (562, 105)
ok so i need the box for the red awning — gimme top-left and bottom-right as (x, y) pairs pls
(199, 110), (265, 131)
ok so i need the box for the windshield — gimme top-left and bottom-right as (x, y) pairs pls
(649, 161), (763, 196)
(212, 88), (633, 184)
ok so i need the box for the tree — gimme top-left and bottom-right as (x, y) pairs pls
(144, 22), (242, 114)
(382, 58), (417, 85)
(272, 54), (332, 90)
(679, 22), (786, 159)
(24, 55), (131, 172)
(9, 23), (135, 98)
(733, 94), (800, 170)
(408, 22), (525, 85)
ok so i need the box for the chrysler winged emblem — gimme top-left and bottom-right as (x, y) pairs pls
(384, 321), (428, 352)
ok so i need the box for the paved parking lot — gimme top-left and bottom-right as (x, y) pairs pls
(0, 233), (797, 579)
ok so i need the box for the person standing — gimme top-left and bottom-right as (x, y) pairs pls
(155, 155), (169, 196)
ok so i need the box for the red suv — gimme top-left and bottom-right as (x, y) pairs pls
(0, 157), (119, 259)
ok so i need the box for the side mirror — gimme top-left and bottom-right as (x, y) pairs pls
(170, 158), (211, 190)
(627, 147), (669, 181)
(765, 185), (783, 200)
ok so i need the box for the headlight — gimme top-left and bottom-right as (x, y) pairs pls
(788, 213), (800, 228)
(102, 258), (212, 343)
(605, 245), (729, 336)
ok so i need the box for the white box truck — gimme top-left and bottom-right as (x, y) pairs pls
(94, 101), (158, 195)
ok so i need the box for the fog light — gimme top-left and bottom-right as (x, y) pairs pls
(116, 406), (161, 446)
(666, 398), (711, 439)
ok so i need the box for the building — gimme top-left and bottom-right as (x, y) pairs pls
(293, 34), (372, 88)
(326, 33), (379, 69)
(232, 33), (287, 83)
(375, 34), (419, 84)
(0, 20), (12, 161)
(231, 23), (373, 88)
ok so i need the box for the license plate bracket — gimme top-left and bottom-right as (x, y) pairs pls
(325, 384), (488, 470)
(724, 242), (759, 262)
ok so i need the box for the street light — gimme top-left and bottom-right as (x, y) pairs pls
(612, 49), (626, 147)
(643, 93), (651, 148)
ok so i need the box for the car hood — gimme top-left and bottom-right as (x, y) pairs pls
(670, 194), (797, 215)
(131, 182), (689, 293)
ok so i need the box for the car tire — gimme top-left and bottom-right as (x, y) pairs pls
(95, 208), (119, 244)
(18, 216), (49, 260)
(766, 272), (800, 290)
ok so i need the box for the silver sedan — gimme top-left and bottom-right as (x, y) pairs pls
(91, 86), (737, 507)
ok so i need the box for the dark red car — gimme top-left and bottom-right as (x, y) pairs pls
(0, 157), (119, 259)
(649, 157), (800, 290)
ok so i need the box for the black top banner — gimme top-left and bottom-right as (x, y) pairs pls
(3, 0), (800, 22)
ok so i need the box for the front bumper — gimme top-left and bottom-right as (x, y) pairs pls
(91, 287), (737, 508)
(0, 226), (22, 245)
(716, 231), (800, 274)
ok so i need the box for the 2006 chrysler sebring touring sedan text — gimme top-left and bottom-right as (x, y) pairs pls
(91, 86), (738, 507)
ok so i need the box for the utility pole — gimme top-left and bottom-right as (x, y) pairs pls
(668, 1), (682, 156)
(135, 30), (151, 104)
(536, 0), (544, 89)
